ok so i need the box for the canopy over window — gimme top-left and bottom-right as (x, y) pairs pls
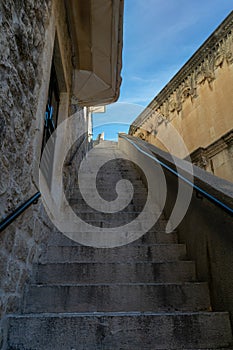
(66, 0), (124, 107)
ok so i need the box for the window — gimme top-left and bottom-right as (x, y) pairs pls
(41, 61), (60, 152)
(40, 60), (60, 188)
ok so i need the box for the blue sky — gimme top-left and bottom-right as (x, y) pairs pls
(93, 1), (232, 140)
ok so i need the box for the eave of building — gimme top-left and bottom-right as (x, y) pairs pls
(129, 10), (233, 134)
(65, 0), (124, 107)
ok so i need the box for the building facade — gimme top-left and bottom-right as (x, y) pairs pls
(129, 11), (233, 182)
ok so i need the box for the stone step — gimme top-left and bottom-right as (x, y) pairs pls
(85, 171), (142, 178)
(60, 219), (154, 228)
(47, 230), (178, 246)
(69, 188), (147, 196)
(71, 185), (146, 192)
(57, 217), (169, 231)
(63, 212), (146, 222)
(87, 167), (140, 172)
(33, 261), (196, 284)
(135, 231), (178, 244)
(7, 312), (232, 349)
(40, 244), (187, 263)
(95, 175), (142, 182)
(23, 282), (210, 313)
(66, 204), (150, 216)
(66, 203), (147, 211)
(73, 180), (145, 187)
(55, 218), (163, 230)
(68, 192), (148, 205)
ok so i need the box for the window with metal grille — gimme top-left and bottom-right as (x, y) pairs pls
(40, 61), (60, 188)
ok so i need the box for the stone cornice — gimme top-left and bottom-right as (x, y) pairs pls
(130, 11), (233, 134)
(190, 130), (233, 168)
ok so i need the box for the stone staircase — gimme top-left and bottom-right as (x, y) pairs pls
(5, 142), (233, 349)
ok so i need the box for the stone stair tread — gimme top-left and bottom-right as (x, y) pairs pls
(36, 260), (193, 266)
(7, 312), (232, 350)
(30, 281), (204, 286)
(66, 211), (145, 214)
(23, 282), (210, 313)
(33, 260), (195, 284)
(71, 181), (144, 188)
(66, 203), (146, 210)
(69, 189), (147, 194)
(8, 310), (230, 317)
(40, 244), (187, 263)
(45, 243), (180, 247)
(47, 231), (178, 246)
(44, 243), (184, 248)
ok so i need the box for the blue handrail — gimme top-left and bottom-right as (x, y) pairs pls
(120, 134), (233, 217)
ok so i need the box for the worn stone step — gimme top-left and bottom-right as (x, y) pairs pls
(63, 212), (148, 224)
(71, 185), (146, 192)
(89, 167), (140, 172)
(135, 231), (178, 244)
(40, 244), (187, 263)
(7, 312), (232, 349)
(84, 171), (142, 179)
(47, 230), (178, 246)
(56, 218), (159, 229)
(23, 282), (210, 313)
(68, 193), (148, 205)
(61, 218), (171, 231)
(70, 188), (147, 196)
(72, 180), (145, 188)
(33, 261), (196, 284)
(66, 202), (147, 211)
(95, 175), (143, 182)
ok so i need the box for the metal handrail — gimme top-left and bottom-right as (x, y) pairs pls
(120, 134), (233, 216)
(0, 192), (41, 232)
(1, 133), (232, 234)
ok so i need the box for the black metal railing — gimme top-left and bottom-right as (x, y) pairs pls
(2, 134), (232, 233)
(0, 192), (41, 233)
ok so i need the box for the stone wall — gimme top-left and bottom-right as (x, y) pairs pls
(63, 105), (92, 197)
(126, 137), (233, 329)
(0, 0), (51, 217)
(130, 11), (233, 182)
(0, 0), (89, 344)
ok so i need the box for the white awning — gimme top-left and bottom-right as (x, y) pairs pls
(66, 0), (124, 107)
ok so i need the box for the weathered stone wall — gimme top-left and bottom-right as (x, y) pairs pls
(0, 0), (72, 344)
(0, 1), (92, 342)
(129, 137), (233, 329)
(63, 105), (91, 197)
(130, 12), (233, 182)
(0, 0), (51, 216)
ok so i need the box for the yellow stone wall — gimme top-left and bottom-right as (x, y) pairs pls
(131, 12), (233, 182)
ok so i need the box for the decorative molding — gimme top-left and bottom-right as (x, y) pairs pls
(137, 130), (150, 141)
(129, 11), (233, 134)
(189, 148), (210, 169)
(190, 130), (233, 169)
